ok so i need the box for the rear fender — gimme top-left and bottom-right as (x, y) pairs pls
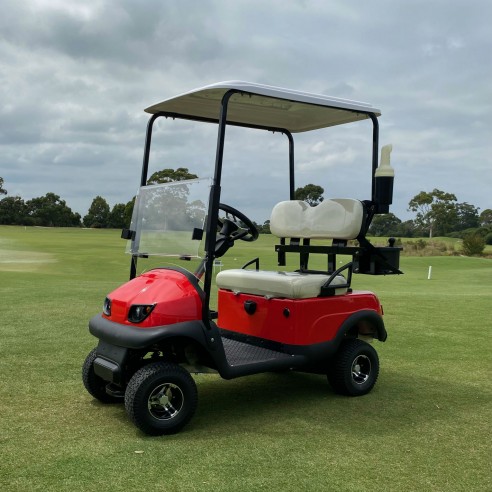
(286, 310), (386, 373)
(340, 310), (387, 342)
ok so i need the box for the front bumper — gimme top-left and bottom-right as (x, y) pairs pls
(89, 314), (219, 383)
(89, 314), (209, 349)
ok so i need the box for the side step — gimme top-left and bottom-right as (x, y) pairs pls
(221, 336), (306, 378)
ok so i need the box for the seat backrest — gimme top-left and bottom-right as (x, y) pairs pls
(270, 199), (364, 240)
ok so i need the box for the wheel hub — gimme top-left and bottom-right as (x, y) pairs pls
(148, 383), (184, 420)
(351, 354), (371, 384)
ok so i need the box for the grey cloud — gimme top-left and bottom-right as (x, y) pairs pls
(0, 0), (490, 220)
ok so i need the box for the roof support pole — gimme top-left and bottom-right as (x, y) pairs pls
(140, 113), (162, 187)
(202, 89), (240, 324)
(129, 113), (162, 280)
(287, 131), (295, 200)
(369, 113), (379, 202)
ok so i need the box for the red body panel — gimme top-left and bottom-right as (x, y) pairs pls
(217, 289), (382, 345)
(102, 269), (382, 346)
(104, 269), (202, 328)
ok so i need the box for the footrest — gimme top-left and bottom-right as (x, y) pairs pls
(222, 337), (293, 366)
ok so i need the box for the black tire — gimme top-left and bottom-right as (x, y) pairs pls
(124, 362), (197, 436)
(327, 339), (379, 396)
(82, 348), (122, 404)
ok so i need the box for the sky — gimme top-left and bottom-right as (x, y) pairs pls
(1, 0), (491, 224)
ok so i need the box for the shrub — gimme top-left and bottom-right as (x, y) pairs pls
(435, 242), (448, 253)
(403, 240), (454, 256)
(461, 233), (485, 256)
(446, 227), (489, 239)
(446, 231), (464, 239)
(485, 233), (492, 246)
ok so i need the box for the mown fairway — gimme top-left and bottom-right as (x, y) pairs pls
(1, 226), (491, 491)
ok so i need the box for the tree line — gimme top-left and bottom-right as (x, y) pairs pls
(0, 169), (197, 228)
(370, 188), (491, 243)
(1, 175), (491, 245)
(260, 184), (492, 246)
(0, 185), (132, 229)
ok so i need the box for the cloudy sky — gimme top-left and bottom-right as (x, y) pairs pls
(1, 0), (491, 223)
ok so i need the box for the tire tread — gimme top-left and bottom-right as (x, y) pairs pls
(125, 362), (197, 436)
(327, 339), (379, 396)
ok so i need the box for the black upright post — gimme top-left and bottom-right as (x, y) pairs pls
(140, 113), (161, 186)
(369, 113), (379, 203)
(202, 90), (239, 325)
(287, 131), (295, 200)
(129, 113), (162, 280)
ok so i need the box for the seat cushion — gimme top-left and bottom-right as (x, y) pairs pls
(270, 199), (364, 240)
(216, 269), (347, 299)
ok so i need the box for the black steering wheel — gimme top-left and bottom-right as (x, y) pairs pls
(218, 203), (259, 242)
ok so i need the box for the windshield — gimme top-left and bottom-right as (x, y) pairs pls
(126, 177), (211, 258)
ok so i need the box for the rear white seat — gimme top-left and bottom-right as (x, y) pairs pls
(216, 199), (364, 299)
(270, 198), (364, 239)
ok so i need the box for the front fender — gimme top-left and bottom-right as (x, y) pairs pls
(89, 314), (229, 375)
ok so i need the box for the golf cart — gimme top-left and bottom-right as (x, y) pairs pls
(82, 81), (402, 435)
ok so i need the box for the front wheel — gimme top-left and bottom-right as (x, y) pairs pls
(327, 339), (379, 396)
(124, 362), (198, 436)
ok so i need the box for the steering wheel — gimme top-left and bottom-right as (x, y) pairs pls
(218, 203), (259, 242)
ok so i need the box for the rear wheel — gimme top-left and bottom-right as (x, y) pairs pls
(124, 362), (197, 436)
(327, 339), (379, 396)
(82, 348), (122, 403)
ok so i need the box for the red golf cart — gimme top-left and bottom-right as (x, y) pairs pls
(82, 81), (401, 435)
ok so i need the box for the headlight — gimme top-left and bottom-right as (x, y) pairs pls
(103, 297), (112, 316)
(128, 304), (155, 323)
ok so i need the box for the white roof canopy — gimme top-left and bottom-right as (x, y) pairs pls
(145, 81), (381, 133)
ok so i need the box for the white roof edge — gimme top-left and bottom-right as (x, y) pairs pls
(183, 80), (374, 108)
(145, 80), (381, 132)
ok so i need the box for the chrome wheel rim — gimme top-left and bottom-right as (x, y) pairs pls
(351, 355), (371, 384)
(148, 383), (184, 420)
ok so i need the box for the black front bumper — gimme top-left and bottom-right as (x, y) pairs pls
(89, 314), (209, 349)
(93, 341), (128, 385)
(89, 315), (219, 384)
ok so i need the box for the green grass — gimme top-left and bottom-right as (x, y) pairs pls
(369, 235), (492, 256)
(1, 226), (491, 491)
